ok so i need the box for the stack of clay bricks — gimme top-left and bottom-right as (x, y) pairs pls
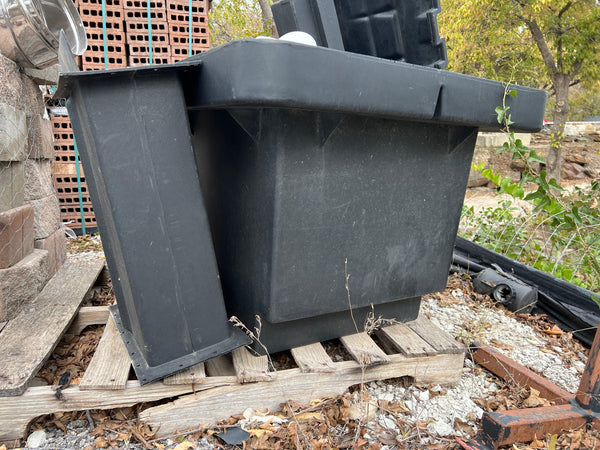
(0, 54), (67, 322)
(49, 0), (210, 230)
(49, 113), (97, 230)
(78, 0), (128, 70)
(167, 0), (210, 62)
(76, 0), (210, 68)
(125, 0), (171, 65)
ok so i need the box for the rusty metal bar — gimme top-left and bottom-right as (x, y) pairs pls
(576, 324), (600, 411)
(471, 343), (574, 405)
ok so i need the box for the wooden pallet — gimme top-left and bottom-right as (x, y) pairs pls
(0, 260), (466, 443)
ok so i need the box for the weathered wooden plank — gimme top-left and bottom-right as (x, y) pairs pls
(140, 352), (464, 436)
(376, 323), (437, 357)
(0, 378), (238, 444)
(79, 315), (131, 390)
(291, 343), (336, 373)
(163, 363), (206, 386)
(204, 355), (236, 377)
(407, 315), (464, 354)
(339, 332), (390, 367)
(232, 347), (275, 383)
(0, 259), (106, 397)
(66, 306), (110, 335)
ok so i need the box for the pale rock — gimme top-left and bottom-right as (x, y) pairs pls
(427, 420), (454, 436)
(417, 390), (430, 402)
(378, 415), (398, 431)
(27, 429), (47, 448)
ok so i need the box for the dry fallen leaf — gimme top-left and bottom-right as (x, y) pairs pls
(247, 429), (273, 438)
(530, 434), (545, 448)
(171, 440), (195, 450)
(544, 325), (563, 336)
(93, 436), (109, 448)
(522, 387), (550, 408)
(348, 403), (377, 422)
(294, 412), (325, 423)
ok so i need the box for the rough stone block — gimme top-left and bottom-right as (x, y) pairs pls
(0, 103), (27, 161)
(29, 194), (60, 239)
(0, 54), (45, 116)
(476, 132), (531, 148)
(24, 159), (54, 201)
(0, 161), (25, 211)
(34, 227), (66, 277)
(0, 204), (34, 269)
(0, 248), (49, 322)
(27, 115), (54, 160)
(23, 64), (60, 85)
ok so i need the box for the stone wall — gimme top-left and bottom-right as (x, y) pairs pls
(0, 54), (66, 322)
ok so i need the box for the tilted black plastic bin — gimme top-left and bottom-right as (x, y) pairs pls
(58, 38), (546, 364)
(57, 62), (250, 384)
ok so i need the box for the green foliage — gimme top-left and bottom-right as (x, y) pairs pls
(568, 82), (600, 121)
(439, 0), (542, 86)
(209, 0), (271, 47)
(439, 0), (600, 89)
(461, 88), (600, 292)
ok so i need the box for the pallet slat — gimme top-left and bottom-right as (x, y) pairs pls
(205, 355), (236, 377)
(339, 332), (390, 367)
(407, 315), (465, 354)
(79, 314), (131, 390)
(291, 343), (336, 373)
(232, 347), (275, 384)
(0, 259), (106, 397)
(67, 305), (110, 335)
(376, 323), (436, 357)
(163, 363), (206, 385)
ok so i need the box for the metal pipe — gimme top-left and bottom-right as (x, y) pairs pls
(0, 0), (86, 68)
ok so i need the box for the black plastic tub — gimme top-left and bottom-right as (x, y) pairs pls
(58, 38), (547, 362)
(184, 40), (546, 352)
(58, 62), (250, 384)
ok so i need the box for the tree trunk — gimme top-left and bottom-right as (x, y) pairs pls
(257, 0), (278, 37)
(548, 73), (571, 184)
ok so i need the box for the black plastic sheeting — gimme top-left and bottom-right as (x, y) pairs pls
(453, 235), (600, 347)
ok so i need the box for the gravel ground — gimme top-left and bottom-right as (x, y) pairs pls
(19, 254), (590, 449)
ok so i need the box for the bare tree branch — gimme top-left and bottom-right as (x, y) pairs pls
(558, 1), (573, 18)
(524, 18), (557, 75)
(257, 0), (278, 37)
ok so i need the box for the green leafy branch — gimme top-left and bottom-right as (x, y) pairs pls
(467, 84), (600, 291)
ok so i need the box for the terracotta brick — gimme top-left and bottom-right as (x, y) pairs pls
(0, 204), (34, 269)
